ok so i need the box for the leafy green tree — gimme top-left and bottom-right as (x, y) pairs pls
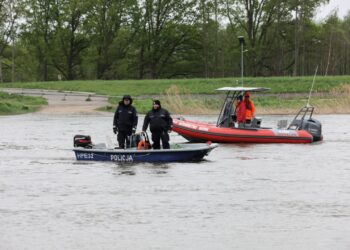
(222, 0), (291, 75)
(85, 0), (137, 79)
(221, 0), (328, 76)
(0, 0), (21, 82)
(21, 0), (58, 81)
(340, 14), (350, 75)
(321, 14), (346, 76)
(3, 0), (350, 81)
(136, 0), (199, 79)
(50, 0), (91, 80)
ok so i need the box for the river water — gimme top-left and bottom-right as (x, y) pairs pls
(0, 113), (349, 250)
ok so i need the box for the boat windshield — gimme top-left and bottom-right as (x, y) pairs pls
(216, 87), (270, 127)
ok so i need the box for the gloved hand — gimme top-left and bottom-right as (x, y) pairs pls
(132, 127), (136, 134)
(113, 126), (118, 134)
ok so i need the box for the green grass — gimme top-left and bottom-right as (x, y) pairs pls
(2, 76), (350, 114)
(0, 92), (47, 115)
(98, 94), (312, 114)
(98, 98), (154, 114)
(1, 75), (350, 96)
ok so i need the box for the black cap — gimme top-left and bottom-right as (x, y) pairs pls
(153, 100), (161, 105)
(123, 95), (131, 100)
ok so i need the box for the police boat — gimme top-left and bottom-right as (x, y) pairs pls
(73, 132), (217, 163)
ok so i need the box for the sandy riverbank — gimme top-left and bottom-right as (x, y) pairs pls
(1, 88), (110, 114)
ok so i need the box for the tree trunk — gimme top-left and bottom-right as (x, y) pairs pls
(214, 0), (218, 77)
(150, 59), (158, 79)
(0, 57), (2, 83)
(139, 44), (145, 79)
(325, 32), (332, 76)
(67, 37), (75, 80)
(293, 7), (299, 76)
(43, 59), (48, 81)
(11, 38), (15, 82)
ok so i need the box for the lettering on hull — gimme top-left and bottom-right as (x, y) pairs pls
(273, 130), (298, 137)
(76, 152), (134, 162)
(76, 152), (94, 159)
(110, 154), (134, 162)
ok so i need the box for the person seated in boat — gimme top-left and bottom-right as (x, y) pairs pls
(142, 100), (173, 149)
(244, 92), (255, 124)
(113, 95), (138, 149)
(235, 95), (246, 128)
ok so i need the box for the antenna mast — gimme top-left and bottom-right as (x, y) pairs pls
(307, 66), (318, 107)
(238, 36), (245, 87)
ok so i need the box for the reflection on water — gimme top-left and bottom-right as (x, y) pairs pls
(0, 113), (350, 250)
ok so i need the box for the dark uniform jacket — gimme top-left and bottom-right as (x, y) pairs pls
(142, 108), (173, 132)
(113, 102), (138, 132)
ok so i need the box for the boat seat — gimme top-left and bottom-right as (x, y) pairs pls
(245, 117), (261, 128)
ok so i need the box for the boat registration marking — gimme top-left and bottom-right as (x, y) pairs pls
(76, 152), (94, 159)
(274, 130), (298, 137)
(110, 154), (134, 162)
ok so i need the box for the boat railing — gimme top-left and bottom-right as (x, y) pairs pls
(288, 106), (314, 130)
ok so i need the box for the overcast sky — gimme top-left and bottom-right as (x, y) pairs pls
(316, 0), (350, 20)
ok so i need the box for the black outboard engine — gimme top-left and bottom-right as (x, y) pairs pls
(74, 135), (92, 148)
(289, 118), (323, 142)
(288, 106), (323, 142)
(301, 118), (322, 142)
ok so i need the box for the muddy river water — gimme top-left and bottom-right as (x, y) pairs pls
(0, 113), (349, 250)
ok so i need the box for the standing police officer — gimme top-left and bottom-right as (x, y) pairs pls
(113, 95), (138, 149)
(142, 100), (173, 149)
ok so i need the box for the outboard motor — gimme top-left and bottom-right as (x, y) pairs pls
(288, 106), (323, 142)
(301, 118), (322, 142)
(74, 135), (92, 148)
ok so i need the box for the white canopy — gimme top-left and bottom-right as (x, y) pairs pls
(216, 87), (270, 92)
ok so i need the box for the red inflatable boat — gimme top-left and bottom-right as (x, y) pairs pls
(173, 118), (314, 143)
(173, 87), (323, 144)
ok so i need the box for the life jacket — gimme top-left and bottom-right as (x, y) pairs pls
(236, 101), (246, 123)
(137, 140), (151, 150)
(245, 100), (255, 120)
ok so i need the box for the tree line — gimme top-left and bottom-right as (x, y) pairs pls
(1, 0), (349, 82)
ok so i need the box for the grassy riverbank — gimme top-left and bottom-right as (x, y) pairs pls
(1, 76), (350, 95)
(1, 76), (350, 114)
(98, 78), (350, 114)
(0, 92), (47, 115)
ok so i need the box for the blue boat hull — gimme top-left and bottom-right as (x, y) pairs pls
(73, 143), (217, 163)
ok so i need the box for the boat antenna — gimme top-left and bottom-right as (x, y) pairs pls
(307, 65), (318, 107)
(238, 36), (245, 87)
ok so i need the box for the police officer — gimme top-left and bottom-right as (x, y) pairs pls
(142, 100), (173, 149)
(113, 95), (138, 149)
